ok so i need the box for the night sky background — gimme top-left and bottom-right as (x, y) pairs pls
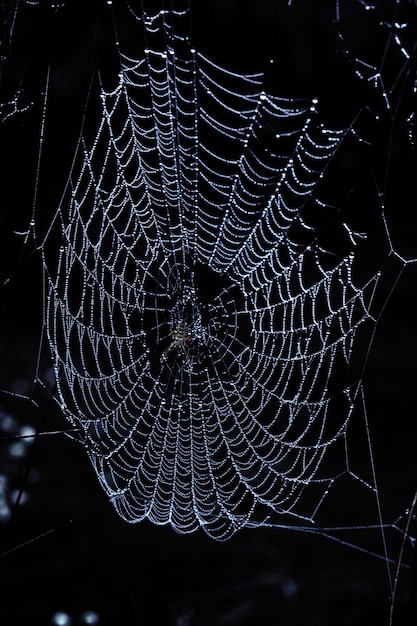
(1, 1), (417, 625)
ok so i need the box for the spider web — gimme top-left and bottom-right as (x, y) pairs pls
(51, 14), (356, 540)
(1, 0), (417, 611)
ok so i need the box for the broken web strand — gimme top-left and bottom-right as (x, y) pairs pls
(0, 0), (416, 621)
(335, 0), (417, 600)
(389, 488), (417, 626)
(333, 7), (417, 596)
(0, 2), (94, 544)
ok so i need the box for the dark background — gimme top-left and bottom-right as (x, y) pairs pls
(1, 1), (417, 624)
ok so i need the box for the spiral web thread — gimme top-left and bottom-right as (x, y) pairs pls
(29, 0), (415, 552)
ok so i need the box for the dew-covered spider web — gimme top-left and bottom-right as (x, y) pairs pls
(1, 0), (417, 622)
